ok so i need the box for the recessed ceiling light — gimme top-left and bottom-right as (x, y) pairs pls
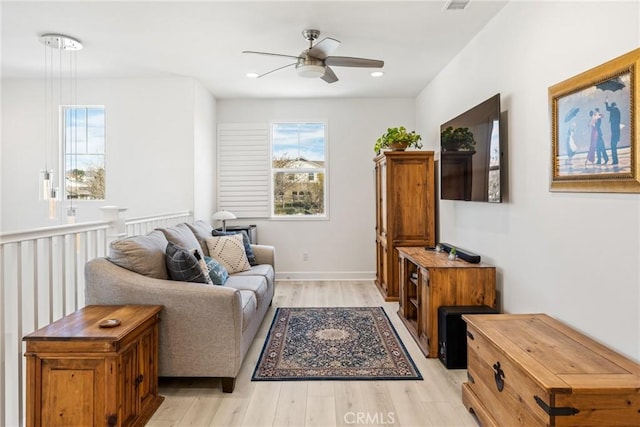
(246, 72), (259, 78)
(371, 71), (384, 78)
(442, 0), (470, 11)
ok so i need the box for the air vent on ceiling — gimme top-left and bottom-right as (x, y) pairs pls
(443, 0), (470, 11)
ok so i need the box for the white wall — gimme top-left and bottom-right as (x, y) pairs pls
(217, 98), (415, 280)
(193, 80), (217, 221)
(1, 77), (214, 231)
(417, 1), (640, 360)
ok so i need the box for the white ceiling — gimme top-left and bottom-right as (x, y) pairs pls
(1, 1), (507, 99)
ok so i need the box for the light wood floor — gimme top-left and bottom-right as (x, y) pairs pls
(147, 281), (480, 427)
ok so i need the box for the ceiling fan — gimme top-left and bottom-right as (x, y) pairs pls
(243, 29), (384, 83)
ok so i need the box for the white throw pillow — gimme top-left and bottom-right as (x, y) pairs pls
(206, 234), (251, 274)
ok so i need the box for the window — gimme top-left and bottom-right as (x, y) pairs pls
(62, 106), (105, 200)
(272, 123), (326, 217)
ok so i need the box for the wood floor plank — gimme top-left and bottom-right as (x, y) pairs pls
(305, 394), (337, 427)
(148, 391), (197, 424)
(149, 281), (479, 427)
(272, 381), (308, 427)
(357, 382), (398, 425)
(386, 381), (434, 427)
(178, 394), (222, 426)
(307, 380), (334, 397)
(240, 381), (281, 427)
(334, 381), (367, 427)
(209, 397), (251, 427)
(422, 401), (478, 427)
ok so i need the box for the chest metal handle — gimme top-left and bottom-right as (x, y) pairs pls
(492, 361), (505, 392)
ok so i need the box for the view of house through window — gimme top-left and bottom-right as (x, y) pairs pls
(62, 106), (106, 200)
(272, 123), (326, 216)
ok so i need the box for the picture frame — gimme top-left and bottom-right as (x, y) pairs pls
(549, 48), (639, 193)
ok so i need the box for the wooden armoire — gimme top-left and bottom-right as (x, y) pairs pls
(374, 151), (435, 301)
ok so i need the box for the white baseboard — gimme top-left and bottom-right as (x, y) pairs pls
(275, 271), (376, 281)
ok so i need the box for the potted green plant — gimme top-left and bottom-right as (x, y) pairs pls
(440, 126), (476, 151)
(374, 126), (423, 153)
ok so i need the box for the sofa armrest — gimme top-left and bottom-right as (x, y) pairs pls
(251, 244), (275, 268)
(85, 257), (243, 377)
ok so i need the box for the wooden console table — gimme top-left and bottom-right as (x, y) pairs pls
(23, 305), (164, 427)
(396, 247), (496, 357)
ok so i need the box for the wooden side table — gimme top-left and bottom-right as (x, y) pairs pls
(23, 305), (164, 427)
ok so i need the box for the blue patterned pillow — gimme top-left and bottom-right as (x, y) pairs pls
(165, 242), (212, 284)
(204, 256), (229, 285)
(212, 229), (257, 266)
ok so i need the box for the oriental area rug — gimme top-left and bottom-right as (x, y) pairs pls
(252, 307), (422, 381)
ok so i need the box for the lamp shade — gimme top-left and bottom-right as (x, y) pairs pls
(212, 210), (237, 221)
(212, 210), (236, 232)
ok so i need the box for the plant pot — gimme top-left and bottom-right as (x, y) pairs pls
(389, 141), (409, 151)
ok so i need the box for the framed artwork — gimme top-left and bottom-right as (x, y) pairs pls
(549, 48), (639, 193)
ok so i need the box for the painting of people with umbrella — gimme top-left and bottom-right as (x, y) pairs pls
(549, 48), (640, 193)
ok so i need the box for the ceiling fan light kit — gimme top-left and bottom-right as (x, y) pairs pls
(296, 56), (325, 78)
(244, 29), (383, 83)
(297, 64), (325, 78)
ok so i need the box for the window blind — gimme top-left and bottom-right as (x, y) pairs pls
(217, 123), (270, 218)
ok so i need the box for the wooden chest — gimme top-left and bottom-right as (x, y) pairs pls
(23, 305), (164, 427)
(462, 314), (640, 427)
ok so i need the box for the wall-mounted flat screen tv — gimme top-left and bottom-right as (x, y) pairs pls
(440, 93), (502, 203)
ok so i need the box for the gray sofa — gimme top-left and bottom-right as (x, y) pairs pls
(84, 220), (275, 393)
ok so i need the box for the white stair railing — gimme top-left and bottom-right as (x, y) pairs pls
(0, 221), (109, 427)
(125, 211), (193, 236)
(0, 209), (192, 427)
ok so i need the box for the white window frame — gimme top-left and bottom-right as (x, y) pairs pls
(270, 121), (329, 220)
(60, 105), (106, 201)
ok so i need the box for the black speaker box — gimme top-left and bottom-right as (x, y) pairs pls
(438, 243), (481, 264)
(438, 305), (499, 369)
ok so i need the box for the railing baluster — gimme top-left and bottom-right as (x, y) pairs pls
(16, 242), (24, 427)
(60, 235), (66, 317)
(33, 240), (39, 331)
(0, 244), (5, 427)
(47, 237), (54, 325)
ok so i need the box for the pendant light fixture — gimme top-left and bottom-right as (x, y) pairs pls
(38, 33), (82, 220)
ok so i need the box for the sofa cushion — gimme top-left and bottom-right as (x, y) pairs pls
(206, 234), (251, 274)
(204, 256), (229, 285)
(186, 220), (214, 257)
(226, 274), (268, 307)
(238, 290), (257, 332)
(160, 223), (201, 252)
(165, 242), (212, 284)
(231, 264), (274, 289)
(109, 230), (169, 280)
(212, 229), (257, 266)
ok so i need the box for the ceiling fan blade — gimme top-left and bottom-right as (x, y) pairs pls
(321, 66), (339, 84)
(257, 62), (296, 78)
(243, 51), (301, 60)
(325, 56), (384, 68)
(308, 37), (340, 59)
